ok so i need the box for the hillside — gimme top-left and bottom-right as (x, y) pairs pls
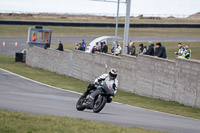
(188, 12), (200, 20)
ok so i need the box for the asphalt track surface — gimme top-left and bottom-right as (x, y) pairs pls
(0, 36), (200, 55)
(0, 68), (200, 133)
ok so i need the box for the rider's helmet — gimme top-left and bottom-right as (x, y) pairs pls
(109, 69), (117, 80)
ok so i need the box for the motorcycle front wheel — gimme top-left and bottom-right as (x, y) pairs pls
(76, 95), (86, 111)
(93, 95), (107, 113)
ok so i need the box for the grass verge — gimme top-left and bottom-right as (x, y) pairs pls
(0, 110), (164, 133)
(0, 54), (200, 120)
(0, 24), (200, 37)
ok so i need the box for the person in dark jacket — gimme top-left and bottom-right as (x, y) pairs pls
(92, 42), (99, 53)
(146, 42), (154, 56)
(102, 41), (108, 53)
(99, 42), (104, 52)
(57, 41), (64, 51)
(138, 43), (147, 55)
(154, 42), (167, 59)
(44, 40), (50, 49)
(78, 43), (83, 51)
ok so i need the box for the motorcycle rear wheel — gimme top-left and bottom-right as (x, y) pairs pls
(93, 95), (107, 113)
(76, 95), (86, 111)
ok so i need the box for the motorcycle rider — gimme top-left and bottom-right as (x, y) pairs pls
(83, 69), (118, 109)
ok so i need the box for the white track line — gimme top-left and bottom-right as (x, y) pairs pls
(0, 68), (81, 95)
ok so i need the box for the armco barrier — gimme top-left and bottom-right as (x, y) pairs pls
(1, 20), (200, 28)
(26, 47), (200, 108)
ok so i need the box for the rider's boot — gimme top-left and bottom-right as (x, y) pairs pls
(82, 84), (96, 97)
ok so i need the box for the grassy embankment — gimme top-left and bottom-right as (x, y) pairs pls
(0, 54), (200, 120)
(0, 24), (200, 37)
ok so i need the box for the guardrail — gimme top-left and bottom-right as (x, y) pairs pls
(0, 20), (200, 28)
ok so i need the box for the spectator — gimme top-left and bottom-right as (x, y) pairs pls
(56, 41), (64, 51)
(92, 42), (99, 53)
(44, 40), (50, 49)
(183, 44), (191, 59)
(146, 41), (154, 56)
(75, 42), (80, 50)
(111, 41), (121, 56)
(128, 41), (136, 56)
(81, 39), (86, 51)
(78, 43), (83, 50)
(138, 43), (147, 55)
(126, 40), (131, 54)
(96, 42), (101, 52)
(102, 41), (108, 53)
(154, 42), (167, 59)
(32, 33), (38, 41)
(174, 43), (185, 58)
(99, 42), (104, 52)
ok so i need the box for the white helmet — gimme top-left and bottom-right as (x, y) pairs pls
(109, 69), (117, 80)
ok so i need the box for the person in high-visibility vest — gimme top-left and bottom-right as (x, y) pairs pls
(174, 43), (185, 58)
(183, 44), (191, 59)
(32, 33), (38, 41)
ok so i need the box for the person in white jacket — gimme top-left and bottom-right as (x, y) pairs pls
(111, 41), (121, 56)
(83, 69), (118, 108)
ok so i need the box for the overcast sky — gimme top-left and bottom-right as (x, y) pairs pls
(0, 0), (199, 16)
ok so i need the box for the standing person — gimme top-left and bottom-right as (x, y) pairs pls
(92, 42), (99, 53)
(56, 41), (64, 51)
(146, 42), (154, 56)
(102, 41), (108, 53)
(174, 43), (185, 58)
(183, 44), (192, 59)
(111, 41), (121, 56)
(75, 42), (80, 50)
(99, 42), (104, 52)
(138, 43), (147, 55)
(129, 41), (136, 56)
(154, 42), (167, 59)
(126, 40), (132, 54)
(32, 33), (38, 41)
(44, 40), (50, 49)
(81, 39), (86, 51)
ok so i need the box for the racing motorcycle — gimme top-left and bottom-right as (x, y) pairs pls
(76, 80), (115, 113)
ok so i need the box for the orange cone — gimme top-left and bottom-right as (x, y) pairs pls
(15, 41), (18, 47)
(2, 41), (5, 47)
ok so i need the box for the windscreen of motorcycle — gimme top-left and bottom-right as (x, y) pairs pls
(102, 81), (114, 96)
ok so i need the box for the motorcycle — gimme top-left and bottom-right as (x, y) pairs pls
(76, 80), (115, 113)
